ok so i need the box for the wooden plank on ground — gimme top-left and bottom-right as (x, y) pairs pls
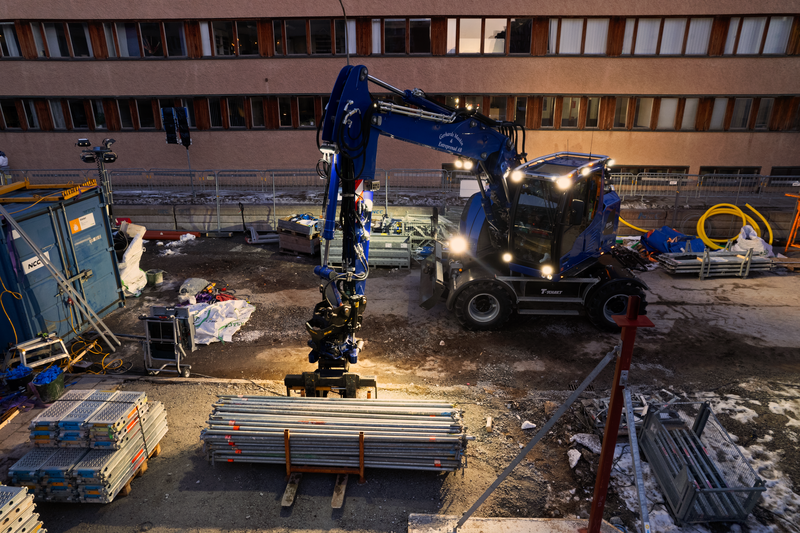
(281, 472), (302, 507)
(331, 473), (348, 509)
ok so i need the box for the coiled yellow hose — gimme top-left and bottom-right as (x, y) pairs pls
(619, 217), (648, 233)
(697, 203), (773, 250)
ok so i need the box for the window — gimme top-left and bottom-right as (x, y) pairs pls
(140, 23), (163, 57)
(660, 19), (686, 55)
(334, 19), (356, 55)
(681, 98), (699, 130)
(49, 100), (66, 129)
(445, 96), (459, 108)
(514, 97), (527, 125)
(488, 96), (506, 121)
(298, 96), (316, 127)
(613, 97), (629, 128)
(310, 19), (332, 54)
(509, 19), (531, 54)
(463, 96), (482, 113)
(237, 21), (258, 55)
(179, 98), (195, 128)
(68, 23), (93, 57)
(31, 24), (46, 57)
(584, 19), (608, 54)
(459, 19), (481, 53)
(754, 98), (773, 130)
(92, 100), (106, 129)
(212, 22), (234, 56)
(116, 23), (140, 57)
(383, 19), (405, 54)
(622, 19), (635, 54)
(657, 98), (678, 130)
(559, 19), (583, 54)
(561, 97), (580, 128)
(251, 97), (265, 128)
(764, 17), (792, 54)
(278, 97), (292, 127)
(541, 97), (554, 128)
(103, 23), (117, 57)
(512, 180), (558, 265)
(633, 98), (653, 128)
(69, 100), (88, 129)
(118, 101), (133, 129)
(44, 23), (70, 57)
(226, 97), (246, 128)
(285, 20), (307, 54)
(586, 97), (600, 128)
(0, 23), (21, 57)
(737, 17), (767, 55)
(685, 18), (712, 55)
(371, 19), (381, 54)
(484, 19), (506, 54)
(137, 99), (155, 128)
(729, 98), (752, 129)
(272, 20), (283, 54)
(771, 167), (800, 177)
(700, 167), (760, 175)
(409, 19), (430, 53)
(709, 98), (728, 130)
(724, 17), (740, 54)
(1, 101), (21, 128)
(164, 22), (187, 56)
(446, 19), (456, 54)
(635, 19), (660, 54)
(208, 97), (222, 128)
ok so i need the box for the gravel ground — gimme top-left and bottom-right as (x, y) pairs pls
(21, 236), (800, 533)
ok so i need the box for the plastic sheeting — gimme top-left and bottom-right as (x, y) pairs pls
(188, 300), (256, 344)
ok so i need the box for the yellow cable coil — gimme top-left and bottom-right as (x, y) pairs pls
(619, 217), (648, 233)
(696, 203), (773, 250)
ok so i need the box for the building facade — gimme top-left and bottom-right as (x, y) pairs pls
(1, 1), (799, 177)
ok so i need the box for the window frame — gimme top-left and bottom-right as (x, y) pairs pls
(0, 22), (22, 58)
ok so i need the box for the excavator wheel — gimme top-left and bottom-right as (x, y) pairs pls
(453, 282), (513, 331)
(587, 283), (647, 332)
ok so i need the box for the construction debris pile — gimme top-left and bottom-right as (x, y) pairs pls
(200, 396), (469, 472)
(0, 485), (46, 533)
(9, 390), (168, 503)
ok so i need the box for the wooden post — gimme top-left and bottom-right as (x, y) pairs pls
(583, 296), (654, 533)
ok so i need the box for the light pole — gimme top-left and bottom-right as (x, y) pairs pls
(77, 138), (117, 227)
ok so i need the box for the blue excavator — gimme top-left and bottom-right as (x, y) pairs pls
(284, 65), (647, 397)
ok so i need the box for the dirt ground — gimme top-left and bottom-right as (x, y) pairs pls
(18, 235), (800, 533)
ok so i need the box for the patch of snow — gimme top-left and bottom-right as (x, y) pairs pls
(567, 449), (581, 469)
(237, 330), (266, 342)
(569, 433), (601, 454)
(768, 401), (800, 428)
(698, 393), (760, 424)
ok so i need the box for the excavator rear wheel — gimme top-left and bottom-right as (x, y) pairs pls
(454, 282), (513, 331)
(587, 283), (647, 332)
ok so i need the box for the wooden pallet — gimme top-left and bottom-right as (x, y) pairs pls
(117, 442), (161, 499)
(279, 231), (320, 256)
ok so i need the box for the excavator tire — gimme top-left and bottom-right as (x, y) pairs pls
(587, 282), (647, 332)
(453, 282), (513, 331)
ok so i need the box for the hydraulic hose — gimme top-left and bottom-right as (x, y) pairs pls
(619, 217), (648, 233)
(696, 203), (773, 250)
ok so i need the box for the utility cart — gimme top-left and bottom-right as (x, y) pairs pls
(140, 306), (196, 377)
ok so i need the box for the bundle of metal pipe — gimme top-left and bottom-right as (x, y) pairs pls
(0, 486), (46, 533)
(200, 396), (469, 472)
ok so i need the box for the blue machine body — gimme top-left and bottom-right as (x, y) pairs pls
(0, 184), (124, 349)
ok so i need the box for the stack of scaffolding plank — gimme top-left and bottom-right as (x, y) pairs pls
(200, 396), (468, 472)
(10, 390), (167, 503)
(0, 486), (46, 533)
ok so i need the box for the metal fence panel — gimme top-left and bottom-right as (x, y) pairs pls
(387, 168), (446, 188)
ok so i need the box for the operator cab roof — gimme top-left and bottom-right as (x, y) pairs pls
(516, 152), (610, 178)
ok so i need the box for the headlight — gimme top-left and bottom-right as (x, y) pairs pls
(463, 160), (474, 170)
(449, 236), (468, 255)
(510, 170), (523, 183)
(502, 252), (512, 262)
(541, 265), (554, 276)
(556, 176), (572, 190)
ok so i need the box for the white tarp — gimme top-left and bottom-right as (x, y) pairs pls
(731, 224), (774, 257)
(188, 300), (256, 344)
(117, 222), (147, 296)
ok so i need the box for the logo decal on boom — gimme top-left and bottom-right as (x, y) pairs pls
(541, 289), (563, 295)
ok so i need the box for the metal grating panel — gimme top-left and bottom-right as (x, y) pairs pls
(0, 486), (28, 519)
(58, 391), (117, 426)
(30, 390), (93, 426)
(40, 448), (89, 470)
(87, 392), (146, 427)
(9, 449), (59, 473)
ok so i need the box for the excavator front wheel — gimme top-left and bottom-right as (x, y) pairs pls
(453, 282), (513, 331)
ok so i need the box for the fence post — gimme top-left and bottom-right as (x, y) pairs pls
(272, 171), (277, 231)
(672, 181), (681, 227)
(215, 171), (221, 232)
(385, 170), (389, 217)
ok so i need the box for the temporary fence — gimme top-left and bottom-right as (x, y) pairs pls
(6, 167), (799, 206)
